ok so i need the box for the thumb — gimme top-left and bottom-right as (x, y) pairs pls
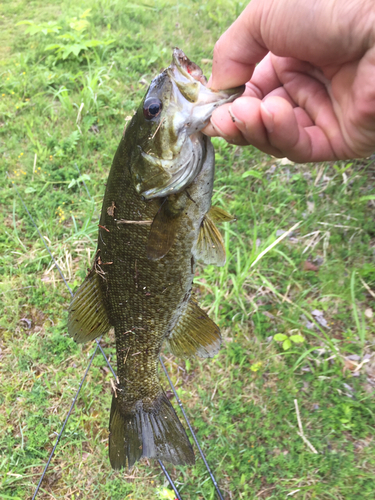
(209, 2), (267, 89)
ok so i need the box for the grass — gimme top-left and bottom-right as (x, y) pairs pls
(1, 0), (375, 499)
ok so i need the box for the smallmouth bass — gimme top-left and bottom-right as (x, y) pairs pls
(68, 49), (243, 469)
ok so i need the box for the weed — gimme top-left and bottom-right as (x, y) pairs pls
(1, 0), (375, 499)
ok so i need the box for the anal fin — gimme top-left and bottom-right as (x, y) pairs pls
(68, 270), (111, 343)
(166, 299), (221, 358)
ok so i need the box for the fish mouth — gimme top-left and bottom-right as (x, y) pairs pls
(171, 48), (208, 86)
(169, 48), (244, 115)
(139, 49), (244, 200)
(165, 48), (244, 143)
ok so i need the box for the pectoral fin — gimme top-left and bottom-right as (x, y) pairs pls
(68, 270), (111, 343)
(166, 299), (221, 358)
(195, 214), (226, 266)
(208, 205), (236, 222)
(147, 195), (186, 261)
(146, 200), (179, 261)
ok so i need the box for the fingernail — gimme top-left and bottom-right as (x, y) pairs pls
(210, 117), (229, 140)
(261, 102), (274, 133)
(228, 105), (244, 126)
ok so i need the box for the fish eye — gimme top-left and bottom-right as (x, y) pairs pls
(143, 97), (162, 120)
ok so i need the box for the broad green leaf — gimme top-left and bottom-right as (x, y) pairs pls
(85, 40), (103, 48)
(158, 488), (175, 499)
(274, 333), (287, 342)
(282, 338), (292, 350)
(290, 334), (305, 343)
(71, 44), (85, 57)
(70, 19), (90, 31)
(58, 33), (75, 40)
(80, 8), (92, 19)
(45, 44), (62, 51)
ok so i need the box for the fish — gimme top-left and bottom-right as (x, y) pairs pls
(67, 48), (244, 470)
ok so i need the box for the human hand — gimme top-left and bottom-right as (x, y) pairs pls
(204, 0), (375, 162)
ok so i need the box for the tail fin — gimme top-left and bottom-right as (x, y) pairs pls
(109, 392), (195, 469)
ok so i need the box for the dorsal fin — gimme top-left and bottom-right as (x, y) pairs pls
(68, 271), (111, 343)
(165, 298), (221, 358)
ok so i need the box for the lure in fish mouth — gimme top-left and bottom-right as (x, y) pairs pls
(130, 47), (244, 199)
(68, 49), (243, 471)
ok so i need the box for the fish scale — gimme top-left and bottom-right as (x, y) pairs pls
(68, 48), (244, 469)
(98, 138), (203, 409)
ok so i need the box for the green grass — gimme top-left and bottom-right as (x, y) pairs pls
(1, 0), (375, 499)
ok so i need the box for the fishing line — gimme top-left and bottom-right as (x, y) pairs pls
(13, 178), (224, 499)
(95, 339), (117, 379)
(12, 180), (182, 498)
(93, 342), (182, 498)
(160, 358), (225, 500)
(31, 341), (101, 500)
(92, 344), (224, 499)
(158, 460), (183, 500)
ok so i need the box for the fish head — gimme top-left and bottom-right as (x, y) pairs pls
(130, 48), (244, 199)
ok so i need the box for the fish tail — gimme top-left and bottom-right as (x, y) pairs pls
(109, 391), (195, 469)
